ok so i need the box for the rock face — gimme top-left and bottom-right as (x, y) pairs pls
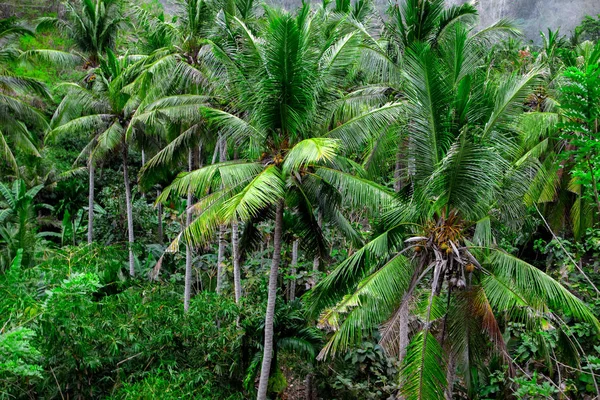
(447, 0), (600, 41)
(157, 0), (600, 41)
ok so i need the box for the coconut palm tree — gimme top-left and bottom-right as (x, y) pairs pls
(306, 19), (600, 400)
(355, 0), (517, 192)
(0, 17), (49, 174)
(36, 0), (125, 67)
(158, 5), (403, 398)
(49, 50), (146, 275)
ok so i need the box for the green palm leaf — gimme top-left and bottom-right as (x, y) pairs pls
(400, 331), (447, 400)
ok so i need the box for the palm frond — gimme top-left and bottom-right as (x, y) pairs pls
(318, 253), (413, 359)
(282, 138), (340, 174)
(482, 249), (599, 330)
(400, 331), (447, 400)
(221, 165), (285, 222)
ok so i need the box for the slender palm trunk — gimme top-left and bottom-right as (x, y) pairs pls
(289, 239), (298, 301)
(445, 353), (456, 399)
(157, 189), (164, 245)
(232, 220), (242, 303)
(216, 137), (227, 294)
(87, 157), (94, 244)
(216, 226), (227, 293)
(232, 150), (242, 303)
(184, 151), (194, 312)
(123, 146), (135, 276)
(257, 200), (284, 400)
(305, 374), (313, 400)
(311, 211), (322, 288)
(398, 299), (410, 361)
(141, 149), (146, 198)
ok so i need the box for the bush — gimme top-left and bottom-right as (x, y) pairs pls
(0, 245), (245, 399)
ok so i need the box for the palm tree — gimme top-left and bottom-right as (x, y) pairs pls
(0, 180), (45, 269)
(355, 0), (516, 191)
(0, 17), (49, 174)
(36, 0), (125, 66)
(159, 5), (403, 398)
(307, 18), (600, 400)
(49, 50), (146, 275)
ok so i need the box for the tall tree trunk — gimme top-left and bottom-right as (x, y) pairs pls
(140, 149), (146, 198)
(184, 150), (194, 312)
(232, 149), (242, 303)
(398, 298), (410, 362)
(157, 189), (164, 245)
(311, 211), (322, 288)
(289, 239), (298, 301)
(87, 157), (94, 244)
(257, 200), (284, 400)
(123, 146), (135, 276)
(232, 220), (242, 303)
(216, 137), (227, 294)
(305, 373), (314, 400)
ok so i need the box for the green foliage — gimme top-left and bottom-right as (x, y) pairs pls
(575, 14), (600, 43)
(5, 2), (600, 400)
(318, 339), (399, 399)
(0, 245), (245, 398)
(559, 58), (600, 211)
(0, 328), (42, 379)
(513, 372), (558, 399)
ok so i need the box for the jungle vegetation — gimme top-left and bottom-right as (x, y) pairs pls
(2, 1), (600, 399)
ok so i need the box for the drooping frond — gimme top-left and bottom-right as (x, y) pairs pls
(481, 249), (599, 330)
(400, 331), (447, 400)
(282, 138), (340, 174)
(314, 166), (397, 213)
(482, 68), (542, 140)
(221, 165), (285, 222)
(306, 225), (405, 316)
(317, 253), (414, 359)
(426, 134), (503, 220)
(159, 160), (259, 201)
(327, 102), (404, 152)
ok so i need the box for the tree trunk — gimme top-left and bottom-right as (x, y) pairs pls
(157, 189), (164, 245)
(445, 354), (456, 399)
(141, 149), (146, 198)
(216, 137), (227, 294)
(87, 157), (94, 244)
(257, 200), (284, 400)
(216, 225), (227, 294)
(289, 239), (299, 301)
(184, 150), (194, 312)
(311, 211), (322, 288)
(123, 146), (135, 276)
(232, 220), (242, 303)
(305, 373), (314, 400)
(398, 298), (410, 362)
